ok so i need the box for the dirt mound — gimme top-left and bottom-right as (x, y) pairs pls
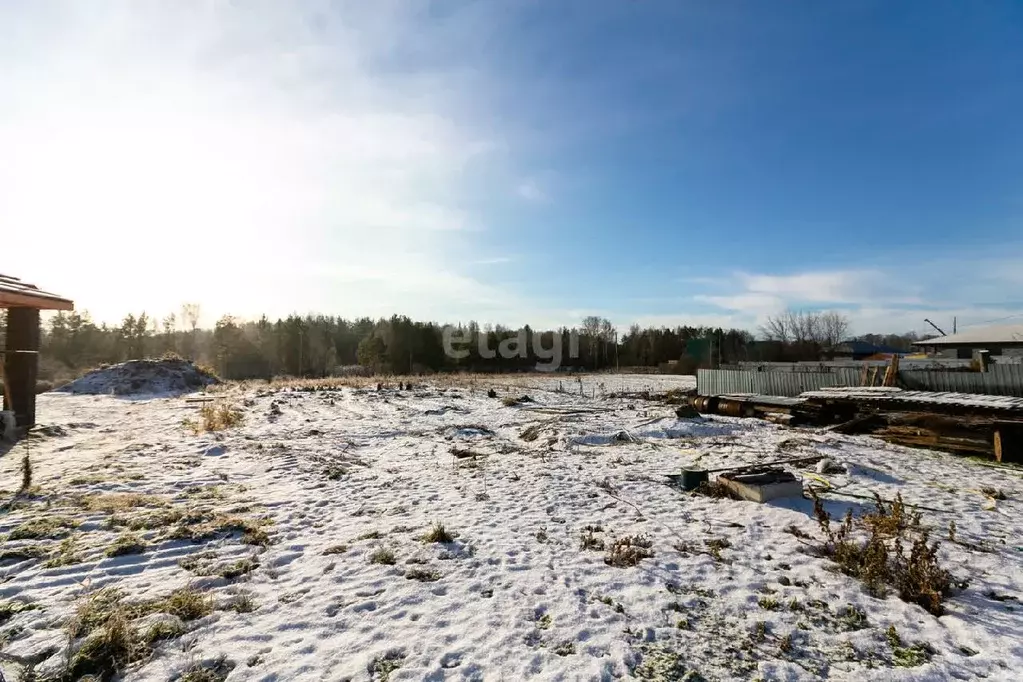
(54, 358), (220, 396)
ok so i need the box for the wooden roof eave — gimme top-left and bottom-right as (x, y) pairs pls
(0, 290), (74, 311)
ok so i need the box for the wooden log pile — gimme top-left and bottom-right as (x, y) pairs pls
(826, 411), (1023, 461)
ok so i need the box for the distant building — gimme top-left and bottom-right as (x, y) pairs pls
(912, 324), (1023, 359)
(831, 340), (907, 361)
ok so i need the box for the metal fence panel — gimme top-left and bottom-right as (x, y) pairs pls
(698, 369), (862, 397)
(696, 369), (754, 396)
(735, 360), (975, 372)
(700, 365), (1023, 398)
(901, 364), (1023, 397)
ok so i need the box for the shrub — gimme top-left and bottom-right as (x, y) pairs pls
(811, 491), (954, 616)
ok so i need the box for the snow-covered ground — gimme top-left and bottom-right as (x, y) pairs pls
(1, 373), (1021, 681)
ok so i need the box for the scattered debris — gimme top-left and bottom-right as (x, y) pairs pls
(501, 395), (534, 407)
(815, 457), (846, 474)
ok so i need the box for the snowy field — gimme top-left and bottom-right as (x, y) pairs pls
(1, 372), (1021, 681)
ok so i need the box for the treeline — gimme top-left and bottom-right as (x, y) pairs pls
(0, 306), (920, 385)
(20, 307), (758, 382)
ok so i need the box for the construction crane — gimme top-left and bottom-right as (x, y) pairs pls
(923, 318), (947, 337)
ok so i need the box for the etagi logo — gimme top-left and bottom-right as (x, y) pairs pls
(441, 326), (580, 371)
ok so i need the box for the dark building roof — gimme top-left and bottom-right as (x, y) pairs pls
(0, 274), (73, 311)
(833, 340), (906, 356)
(913, 324), (1023, 348)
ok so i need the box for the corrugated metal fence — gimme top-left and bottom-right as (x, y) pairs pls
(698, 364), (1023, 398)
(698, 368), (863, 397)
(900, 364), (1023, 396)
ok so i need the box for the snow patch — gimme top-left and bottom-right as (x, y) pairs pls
(54, 358), (219, 396)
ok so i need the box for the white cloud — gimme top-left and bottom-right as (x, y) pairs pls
(737, 271), (872, 304)
(516, 179), (549, 204)
(686, 258), (1023, 336)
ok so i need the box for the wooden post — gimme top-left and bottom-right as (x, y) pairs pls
(883, 354), (900, 387)
(994, 430), (1003, 463)
(4, 307), (41, 428)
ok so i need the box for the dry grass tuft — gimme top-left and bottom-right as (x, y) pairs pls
(106, 533), (148, 557)
(370, 547), (397, 565)
(225, 592), (258, 614)
(0, 598), (40, 624)
(0, 544), (49, 562)
(422, 522), (454, 544)
(579, 528), (605, 551)
(692, 480), (742, 500)
(605, 534), (654, 567)
(177, 656), (235, 682)
(161, 587), (215, 621)
(8, 516), (78, 541)
(168, 514), (271, 547)
(405, 567), (441, 582)
(368, 650), (406, 682)
(81, 493), (167, 513)
(219, 557), (260, 580)
(183, 401), (244, 434)
(65, 609), (147, 681)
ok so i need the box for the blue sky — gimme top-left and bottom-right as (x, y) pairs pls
(1, 1), (1021, 336)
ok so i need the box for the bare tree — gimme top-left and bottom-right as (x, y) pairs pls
(180, 303), (201, 360)
(759, 315), (789, 342)
(819, 311), (850, 347)
(759, 309), (849, 347)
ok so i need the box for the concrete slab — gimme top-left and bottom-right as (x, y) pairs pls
(718, 469), (803, 503)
